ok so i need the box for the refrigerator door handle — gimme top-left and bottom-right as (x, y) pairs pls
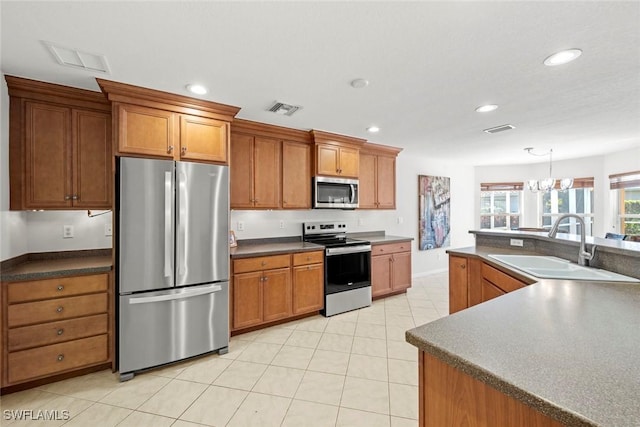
(177, 169), (187, 278)
(129, 285), (223, 304)
(164, 171), (173, 279)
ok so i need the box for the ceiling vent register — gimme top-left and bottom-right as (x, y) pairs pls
(483, 124), (516, 134)
(267, 101), (302, 116)
(43, 41), (111, 74)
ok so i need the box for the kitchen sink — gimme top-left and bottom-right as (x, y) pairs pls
(487, 254), (640, 283)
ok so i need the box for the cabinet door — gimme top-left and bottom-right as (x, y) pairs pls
(230, 133), (254, 209)
(262, 268), (292, 322)
(233, 272), (263, 329)
(253, 137), (281, 208)
(376, 156), (396, 209)
(282, 141), (311, 209)
(292, 264), (324, 315)
(180, 115), (228, 163)
(358, 153), (377, 209)
(24, 102), (72, 208)
(72, 110), (111, 208)
(481, 279), (506, 303)
(338, 147), (359, 178)
(392, 251), (412, 291)
(371, 254), (392, 297)
(316, 145), (340, 176)
(117, 103), (176, 158)
(449, 256), (468, 314)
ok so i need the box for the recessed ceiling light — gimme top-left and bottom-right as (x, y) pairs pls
(475, 104), (498, 113)
(367, 126), (380, 133)
(186, 84), (207, 95)
(543, 49), (582, 66)
(350, 78), (369, 89)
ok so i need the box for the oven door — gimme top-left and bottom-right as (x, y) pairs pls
(314, 177), (359, 209)
(325, 245), (371, 294)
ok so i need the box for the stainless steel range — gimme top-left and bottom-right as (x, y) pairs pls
(302, 221), (371, 316)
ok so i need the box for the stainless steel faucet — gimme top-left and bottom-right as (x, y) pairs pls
(548, 214), (594, 266)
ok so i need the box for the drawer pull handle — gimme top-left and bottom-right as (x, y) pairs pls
(57, 285), (64, 291)
(167, 145), (174, 153)
(261, 261), (266, 266)
(57, 354), (64, 362)
(57, 329), (64, 336)
(56, 306), (64, 313)
(181, 147), (187, 155)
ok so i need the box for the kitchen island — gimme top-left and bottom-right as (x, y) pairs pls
(406, 231), (640, 427)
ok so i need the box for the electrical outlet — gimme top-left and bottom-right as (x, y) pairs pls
(237, 221), (244, 231)
(279, 220), (285, 229)
(510, 239), (524, 247)
(104, 223), (113, 237)
(397, 216), (404, 224)
(63, 225), (74, 239)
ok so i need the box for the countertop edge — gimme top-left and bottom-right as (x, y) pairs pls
(1, 264), (113, 282)
(404, 330), (597, 427)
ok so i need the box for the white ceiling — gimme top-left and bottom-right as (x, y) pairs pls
(2, 1), (639, 166)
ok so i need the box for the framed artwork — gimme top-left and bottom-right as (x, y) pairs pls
(418, 175), (451, 250)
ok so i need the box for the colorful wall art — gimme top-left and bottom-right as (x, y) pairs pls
(418, 175), (451, 250)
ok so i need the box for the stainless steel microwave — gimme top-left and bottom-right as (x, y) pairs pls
(313, 176), (359, 209)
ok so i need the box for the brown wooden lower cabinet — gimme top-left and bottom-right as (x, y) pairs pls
(1, 272), (112, 390)
(231, 251), (324, 332)
(371, 242), (412, 298)
(419, 351), (563, 427)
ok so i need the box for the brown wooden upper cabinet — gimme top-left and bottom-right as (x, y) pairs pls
(6, 76), (112, 210)
(359, 143), (402, 209)
(311, 130), (365, 178)
(230, 119), (312, 210)
(97, 79), (239, 164)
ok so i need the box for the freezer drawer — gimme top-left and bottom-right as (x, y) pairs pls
(118, 282), (228, 377)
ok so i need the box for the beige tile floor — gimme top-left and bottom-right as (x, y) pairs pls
(1, 273), (449, 427)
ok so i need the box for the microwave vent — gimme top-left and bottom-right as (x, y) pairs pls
(267, 101), (302, 116)
(483, 124), (515, 134)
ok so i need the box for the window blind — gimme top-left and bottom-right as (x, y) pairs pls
(609, 171), (640, 190)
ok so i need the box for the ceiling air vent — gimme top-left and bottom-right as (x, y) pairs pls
(43, 41), (111, 74)
(483, 124), (515, 134)
(267, 101), (302, 116)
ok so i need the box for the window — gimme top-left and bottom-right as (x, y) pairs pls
(541, 178), (594, 235)
(480, 182), (523, 230)
(610, 171), (640, 237)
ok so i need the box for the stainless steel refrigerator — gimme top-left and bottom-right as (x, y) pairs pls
(116, 157), (229, 381)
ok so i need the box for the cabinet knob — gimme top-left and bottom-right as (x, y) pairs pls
(264, 276), (269, 282)
(461, 264), (466, 269)
(56, 306), (64, 313)
(181, 147), (187, 155)
(72, 195), (78, 200)
(57, 285), (64, 291)
(167, 146), (174, 153)
(57, 328), (64, 336)
(57, 354), (64, 362)
(64, 195), (71, 201)
(261, 261), (266, 266)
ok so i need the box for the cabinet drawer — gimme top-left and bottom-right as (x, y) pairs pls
(7, 334), (108, 384)
(292, 251), (324, 266)
(233, 254), (290, 274)
(482, 263), (527, 293)
(8, 293), (108, 328)
(8, 314), (108, 352)
(372, 242), (410, 256)
(8, 274), (109, 303)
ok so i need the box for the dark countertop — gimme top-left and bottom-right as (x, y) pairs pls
(407, 244), (640, 426)
(1, 250), (112, 282)
(350, 233), (414, 245)
(230, 241), (324, 259)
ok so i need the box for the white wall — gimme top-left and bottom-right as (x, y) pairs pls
(0, 77), (112, 261)
(231, 148), (476, 277)
(475, 148), (640, 237)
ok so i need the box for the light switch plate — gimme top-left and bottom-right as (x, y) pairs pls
(104, 223), (113, 236)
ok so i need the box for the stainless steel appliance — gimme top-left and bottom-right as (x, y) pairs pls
(302, 221), (371, 316)
(313, 176), (359, 209)
(116, 157), (229, 381)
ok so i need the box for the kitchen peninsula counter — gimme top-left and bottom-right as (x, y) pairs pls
(406, 231), (640, 426)
(0, 249), (112, 282)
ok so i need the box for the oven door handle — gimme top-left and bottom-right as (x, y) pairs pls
(326, 245), (372, 256)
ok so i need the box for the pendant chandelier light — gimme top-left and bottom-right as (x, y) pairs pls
(524, 148), (573, 192)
